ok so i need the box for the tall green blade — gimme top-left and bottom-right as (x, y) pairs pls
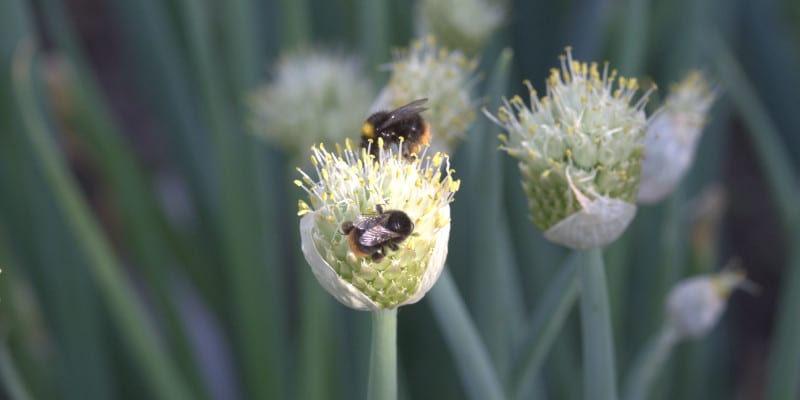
(13, 39), (193, 400)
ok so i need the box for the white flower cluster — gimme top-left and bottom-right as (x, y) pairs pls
(485, 48), (654, 249)
(296, 140), (459, 309)
(248, 51), (373, 158)
(415, 0), (505, 53)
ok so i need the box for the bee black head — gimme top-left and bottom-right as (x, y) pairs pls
(386, 211), (414, 235)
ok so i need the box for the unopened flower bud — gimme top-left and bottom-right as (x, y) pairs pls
(296, 140), (459, 310)
(485, 48), (654, 249)
(373, 37), (478, 153)
(248, 50), (373, 158)
(638, 71), (716, 204)
(666, 267), (748, 340)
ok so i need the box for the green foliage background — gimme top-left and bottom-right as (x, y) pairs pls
(1, 0), (799, 399)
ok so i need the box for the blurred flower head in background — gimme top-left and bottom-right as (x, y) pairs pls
(247, 50), (374, 159)
(372, 37), (478, 153)
(639, 71), (717, 204)
(485, 48), (654, 249)
(414, 0), (505, 53)
(666, 265), (753, 340)
(296, 140), (459, 310)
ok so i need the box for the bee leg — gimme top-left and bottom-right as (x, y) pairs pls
(341, 221), (354, 234)
(376, 204), (384, 214)
(388, 243), (400, 251)
(371, 250), (386, 262)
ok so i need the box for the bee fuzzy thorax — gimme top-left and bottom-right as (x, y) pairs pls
(296, 140), (458, 310)
(361, 98), (430, 160)
(373, 37), (478, 153)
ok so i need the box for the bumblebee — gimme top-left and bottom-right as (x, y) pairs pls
(361, 98), (431, 159)
(341, 205), (414, 262)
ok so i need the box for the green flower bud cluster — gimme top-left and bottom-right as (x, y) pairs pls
(296, 140), (459, 309)
(485, 48), (655, 249)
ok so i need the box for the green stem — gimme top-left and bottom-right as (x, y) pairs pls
(622, 327), (678, 400)
(711, 34), (800, 230)
(278, 0), (310, 48)
(359, 0), (389, 83)
(511, 253), (580, 400)
(765, 229), (800, 400)
(0, 341), (33, 400)
(709, 33), (800, 400)
(427, 269), (507, 400)
(580, 248), (619, 400)
(179, 1), (282, 398)
(617, 0), (651, 75)
(368, 308), (398, 400)
(13, 39), (192, 400)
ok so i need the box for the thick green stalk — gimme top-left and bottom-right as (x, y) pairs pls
(0, 342), (32, 400)
(467, 48), (519, 379)
(178, 1), (282, 398)
(427, 269), (507, 400)
(765, 230), (800, 400)
(580, 248), (619, 400)
(278, 0), (310, 48)
(297, 251), (335, 400)
(511, 253), (580, 399)
(36, 3), (206, 392)
(13, 39), (192, 400)
(359, 0), (389, 83)
(710, 35), (800, 400)
(617, 0), (651, 75)
(711, 36), (799, 230)
(368, 308), (398, 400)
(622, 327), (678, 400)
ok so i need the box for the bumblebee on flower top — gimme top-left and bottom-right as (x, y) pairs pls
(360, 98), (431, 160)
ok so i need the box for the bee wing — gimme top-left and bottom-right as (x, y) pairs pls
(351, 213), (389, 230)
(358, 225), (405, 247)
(377, 98), (428, 130)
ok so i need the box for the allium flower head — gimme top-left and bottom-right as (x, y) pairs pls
(639, 71), (716, 204)
(296, 140), (459, 310)
(372, 37), (478, 153)
(248, 50), (373, 158)
(485, 48), (654, 249)
(666, 267), (751, 340)
(415, 0), (505, 53)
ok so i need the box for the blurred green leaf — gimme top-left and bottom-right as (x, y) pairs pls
(510, 253), (579, 400)
(463, 47), (520, 380)
(13, 38), (193, 400)
(427, 270), (507, 400)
